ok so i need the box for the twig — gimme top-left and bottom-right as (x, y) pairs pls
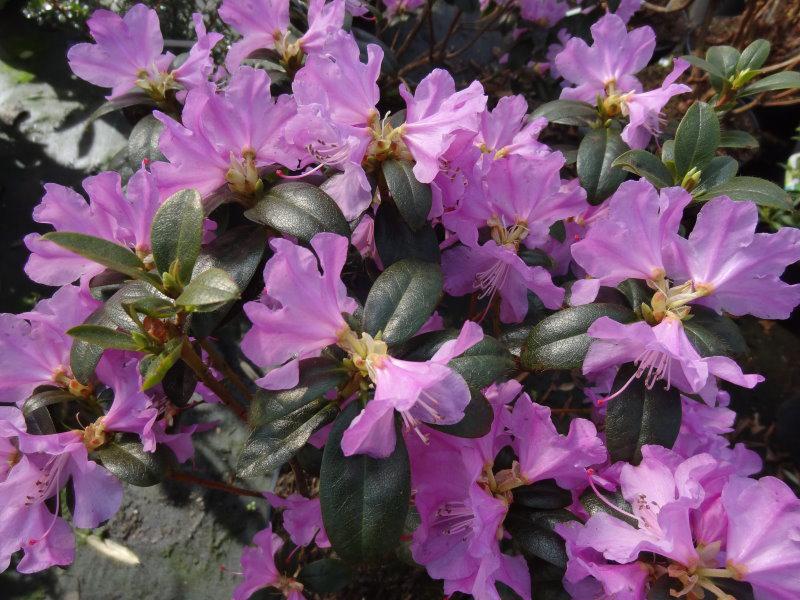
(180, 339), (248, 422)
(168, 471), (262, 498)
(427, 0), (436, 63)
(438, 8), (463, 60)
(446, 6), (508, 60)
(290, 459), (310, 497)
(199, 338), (254, 403)
(395, 3), (434, 60)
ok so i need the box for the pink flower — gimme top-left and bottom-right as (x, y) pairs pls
(398, 69), (487, 183)
(585, 316), (762, 404)
(24, 168), (162, 286)
(621, 58), (691, 149)
(555, 14), (655, 103)
(234, 525), (305, 600)
(68, 6), (220, 100)
(383, 0), (426, 17)
(670, 195), (800, 320)
(340, 321), (484, 458)
(152, 66), (300, 201)
(220, 0), (345, 69)
(509, 394), (606, 489)
(242, 233), (357, 390)
(0, 286), (99, 406)
(442, 240), (565, 323)
(518, 0), (569, 26)
(265, 493), (330, 548)
(0, 410), (122, 573)
(723, 476), (800, 600)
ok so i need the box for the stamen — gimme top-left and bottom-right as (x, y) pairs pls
(585, 469), (639, 523)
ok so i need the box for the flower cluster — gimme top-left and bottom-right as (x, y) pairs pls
(3, 2), (800, 600)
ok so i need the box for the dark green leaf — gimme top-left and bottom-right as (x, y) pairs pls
(500, 323), (533, 358)
(577, 129), (628, 203)
(681, 55), (726, 80)
(531, 100), (598, 126)
(175, 268), (240, 311)
(706, 45), (740, 84)
(124, 296), (176, 318)
(737, 39), (771, 73)
(612, 150), (674, 188)
(151, 189), (204, 284)
(298, 558), (352, 594)
(320, 402), (411, 563)
(694, 176), (791, 209)
(683, 306), (747, 358)
(512, 480), (573, 510)
(66, 324), (140, 351)
(373, 200), (440, 268)
(236, 358), (347, 478)
(739, 71), (800, 97)
(23, 389), (77, 418)
(580, 488), (636, 526)
(87, 93), (156, 122)
(42, 232), (147, 281)
(141, 338), (183, 390)
(674, 102), (720, 177)
(127, 114), (165, 169)
(190, 225), (269, 337)
(616, 279), (650, 315)
(93, 434), (167, 486)
(694, 156), (738, 195)
(605, 364), (682, 464)
(382, 160), (432, 231)
(718, 129), (759, 149)
(505, 508), (577, 568)
(161, 361), (198, 407)
(400, 329), (514, 389)
(244, 182), (350, 242)
(431, 389), (493, 438)
(363, 259), (443, 345)
(521, 304), (635, 371)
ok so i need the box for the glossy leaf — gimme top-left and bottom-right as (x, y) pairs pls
(382, 159), (432, 231)
(42, 232), (147, 281)
(374, 199), (440, 267)
(694, 156), (738, 195)
(236, 358), (347, 478)
(140, 338), (183, 390)
(612, 149), (674, 189)
(363, 259), (443, 345)
(718, 129), (759, 149)
(694, 176), (791, 209)
(175, 268), (240, 312)
(736, 39), (771, 73)
(521, 304), (635, 371)
(739, 71), (800, 97)
(320, 402), (411, 564)
(244, 182), (350, 242)
(531, 99), (598, 126)
(431, 389), (493, 438)
(151, 188), (204, 284)
(681, 55), (726, 80)
(683, 306), (747, 359)
(66, 324), (140, 351)
(93, 434), (167, 487)
(505, 507), (577, 568)
(512, 480), (573, 511)
(577, 128), (628, 203)
(298, 558), (352, 594)
(674, 102), (720, 177)
(605, 364), (682, 464)
(127, 114), (165, 169)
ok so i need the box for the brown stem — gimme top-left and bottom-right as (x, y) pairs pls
(427, 0), (436, 63)
(290, 459), (310, 497)
(446, 6), (507, 60)
(168, 471), (262, 498)
(395, 3), (434, 60)
(180, 339), (248, 422)
(199, 338), (254, 403)
(438, 8), (463, 60)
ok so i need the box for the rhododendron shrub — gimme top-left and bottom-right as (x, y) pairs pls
(4, 1), (800, 599)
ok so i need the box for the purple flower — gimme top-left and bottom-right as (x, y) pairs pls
(555, 14), (655, 103)
(723, 476), (800, 600)
(670, 195), (800, 319)
(153, 66), (300, 201)
(518, 0), (569, 26)
(584, 316), (762, 404)
(265, 493), (330, 548)
(220, 0), (344, 69)
(340, 321), (483, 458)
(408, 381), (531, 600)
(398, 69), (486, 183)
(557, 521), (650, 600)
(0, 286), (99, 406)
(234, 525), (305, 600)
(509, 394), (606, 489)
(442, 240), (565, 323)
(383, 0), (426, 17)
(25, 168), (162, 286)
(0, 410), (122, 573)
(242, 233), (357, 390)
(621, 58), (691, 149)
(68, 6), (220, 101)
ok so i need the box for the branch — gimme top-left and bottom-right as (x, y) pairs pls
(199, 338), (254, 403)
(180, 338), (248, 422)
(168, 471), (262, 498)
